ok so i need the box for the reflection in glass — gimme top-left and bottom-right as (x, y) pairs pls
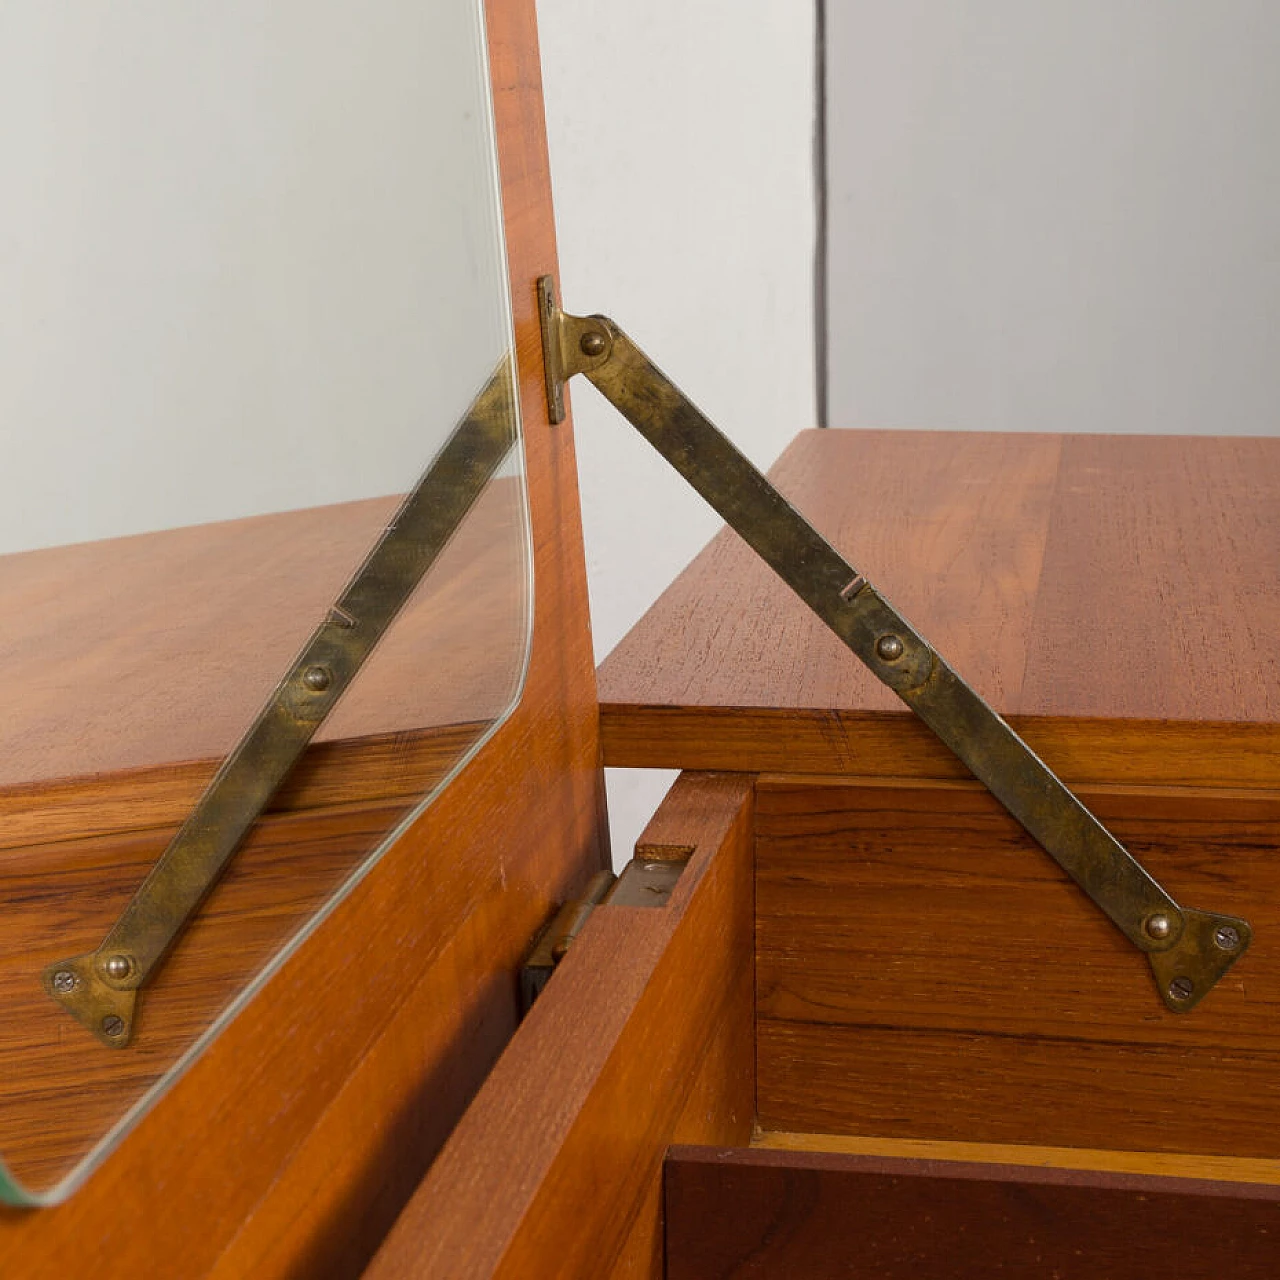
(0, 0), (529, 1204)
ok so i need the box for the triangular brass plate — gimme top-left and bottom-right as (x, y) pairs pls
(1148, 909), (1252, 1013)
(42, 954), (138, 1048)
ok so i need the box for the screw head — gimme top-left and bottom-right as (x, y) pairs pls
(1144, 913), (1173, 941)
(875, 634), (904, 662)
(1168, 976), (1195, 1002)
(51, 969), (78, 994)
(103, 954), (133, 981)
(302, 665), (332, 692)
(579, 331), (607, 358)
(1214, 924), (1242, 952)
(101, 1015), (126, 1038)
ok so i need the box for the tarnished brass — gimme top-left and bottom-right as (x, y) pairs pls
(538, 277), (1251, 1013)
(605, 855), (688, 909)
(518, 852), (691, 1013)
(520, 870), (616, 1013)
(45, 357), (520, 1046)
(538, 275), (611, 424)
(551, 871), (619, 962)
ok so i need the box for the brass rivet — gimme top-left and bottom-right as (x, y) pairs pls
(1168, 976), (1195, 1002)
(875, 634), (904, 662)
(102, 1015), (126, 1038)
(51, 970), (78, 994)
(1145, 913), (1172, 940)
(302, 665), (332, 692)
(103, 954), (133, 981)
(1214, 924), (1242, 951)
(580, 331), (607, 358)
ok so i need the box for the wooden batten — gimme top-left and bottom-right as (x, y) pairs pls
(365, 772), (756, 1280)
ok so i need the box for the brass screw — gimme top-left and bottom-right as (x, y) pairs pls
(103, 954), (133, 981)
(1144, 913), (1172, 941)
(580, 331), (607, 358)
(302, 665), (332, 692)
(101, 1015), (126, 1038)
(51, 970), (78, 994)
(1168, 976), (1195, 1002)
(875, 634), (904, 661)
(1214, 924), (1242, 951)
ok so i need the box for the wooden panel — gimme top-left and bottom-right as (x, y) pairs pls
(600, 706), (1280, 789)
(598, 429), (1280, 786)
(1022, 433), (1280, 720)
(365, 772), (756, 1280)
(664, 1144), (1280, 1279)
(0, 0), (606, 1274)
(755, 775), (1280, 1156)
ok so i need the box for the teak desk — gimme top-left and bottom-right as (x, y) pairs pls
(3, 0), (1278, 1274)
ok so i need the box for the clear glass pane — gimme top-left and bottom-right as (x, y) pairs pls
(0, 0), (528, 1204)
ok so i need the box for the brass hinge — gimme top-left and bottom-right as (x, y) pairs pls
(520, 854), (689, 1014)
(537, 274), (1252, 1015)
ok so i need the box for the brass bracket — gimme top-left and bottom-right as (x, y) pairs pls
(44, 359), (520, 1047)
(538, 276), (612, 424)
(537, 275), (1252, 1014)
(519, 853), (690, 1013)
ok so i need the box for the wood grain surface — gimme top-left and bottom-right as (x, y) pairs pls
(755, 775), (1280, 1156)
(0, 0), (607, 1274)
(664, 1144), (1280, 1279)
(755, 1129), (1280, 1186)
(0, 798), (415, 1190)
(599, 429), (1280, 788)
(0, 473), (527, 849)
(365, 773), (756, 1280)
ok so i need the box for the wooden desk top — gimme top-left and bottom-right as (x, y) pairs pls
(598, 429), (1280, 789)
(0, 476), (528, 849)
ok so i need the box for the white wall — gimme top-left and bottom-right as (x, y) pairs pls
(827, 2), (1280, 438)
(539, 0), (818, 862)
(0, 1), (512, 554)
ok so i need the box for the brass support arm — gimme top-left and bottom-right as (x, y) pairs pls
(538, 275), (1250, 1014)
(44, 359), (519, 1047)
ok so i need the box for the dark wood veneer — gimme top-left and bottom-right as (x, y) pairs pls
(665, 1144), (1280, 1279)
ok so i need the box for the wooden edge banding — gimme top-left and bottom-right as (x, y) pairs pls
(600, 706), (1280, 791)
(365, 772), (756, 1280)
(664, 1144), (1280, 1280)
(753, 1130), (1280, 1188)
(0, 723), (489, 854)
(671, 1142), (1280, 1200)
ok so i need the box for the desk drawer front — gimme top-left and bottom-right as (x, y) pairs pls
(756, 776), (1280, 1156)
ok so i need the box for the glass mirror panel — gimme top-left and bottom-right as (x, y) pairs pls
(0, 0), (529, 1204)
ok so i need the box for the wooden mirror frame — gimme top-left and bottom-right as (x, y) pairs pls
(0, 0), (607, 1273)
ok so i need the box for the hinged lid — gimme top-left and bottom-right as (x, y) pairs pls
(599, 429), (1280, 792)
